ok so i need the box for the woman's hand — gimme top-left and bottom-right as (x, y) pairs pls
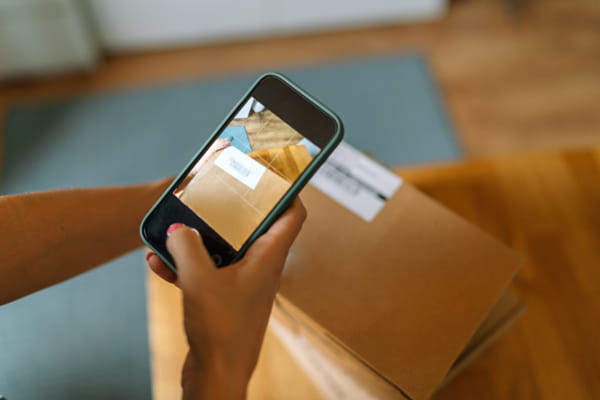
(146, 199), (306, 399)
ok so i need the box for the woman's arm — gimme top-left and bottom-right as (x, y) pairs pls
(0, 178), (171, 305)
(156, 199), (306, 400)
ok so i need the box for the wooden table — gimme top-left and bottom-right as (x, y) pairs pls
(148, 147), (600, 399)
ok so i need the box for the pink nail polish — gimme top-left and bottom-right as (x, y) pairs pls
(145, 252), (155, 262)
(167, 223), (184, 236)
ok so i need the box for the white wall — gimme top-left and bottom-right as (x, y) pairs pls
(88, 0), (447, 52)
(0, 0), (446, 78)
(87, 0), (265, 51)
(0, 0), (97, 79)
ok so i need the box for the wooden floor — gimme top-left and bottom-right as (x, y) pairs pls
(1, 0), (599, 159)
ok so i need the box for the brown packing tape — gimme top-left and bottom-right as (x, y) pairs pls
(281, 182), (522, 400)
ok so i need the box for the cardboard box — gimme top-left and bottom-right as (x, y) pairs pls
(274, 181), (523, 400)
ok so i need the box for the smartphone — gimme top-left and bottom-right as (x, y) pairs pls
(140, 73), (344, 270)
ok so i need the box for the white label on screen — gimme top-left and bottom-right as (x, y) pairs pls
(310, 141), (403, 222)
(214, 146), (266, 190)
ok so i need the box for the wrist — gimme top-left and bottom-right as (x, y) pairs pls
(182, 352), (248, 400)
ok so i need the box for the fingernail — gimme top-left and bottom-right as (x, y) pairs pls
(145, 252), (156, 262)
(190, 228), (200, 237)
(167, 223), (185, 236)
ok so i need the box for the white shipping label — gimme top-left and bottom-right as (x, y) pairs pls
(214, 146), (266, 190)
(309, 141), (403, 222)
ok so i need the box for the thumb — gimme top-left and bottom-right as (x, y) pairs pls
(165, 223), (214, 291)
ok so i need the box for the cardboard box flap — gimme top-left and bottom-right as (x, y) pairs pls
(281, 183), (521, 400)
(439, 289), (524, 389)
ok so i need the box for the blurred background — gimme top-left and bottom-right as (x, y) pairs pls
(1, 0), (599, 159)
(1, 1), (600, 399)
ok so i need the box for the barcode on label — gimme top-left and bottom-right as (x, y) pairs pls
(309, 141), (403, 222)
(319, 163), (361, 196)
(321, 161), (388, 200)
(214, 146), (266, 190)
(229, 158), (251, 178)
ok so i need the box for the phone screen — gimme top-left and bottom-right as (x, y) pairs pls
(172, 96), (320, 251)
(142, 74), (342, 268)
